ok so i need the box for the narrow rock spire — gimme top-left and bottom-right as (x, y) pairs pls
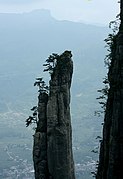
(33, 51), (75, 179)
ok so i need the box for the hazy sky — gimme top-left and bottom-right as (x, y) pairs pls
(0, 0), (119, 25)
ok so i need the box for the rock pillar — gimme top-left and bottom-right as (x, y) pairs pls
(33, 51), (75, 179)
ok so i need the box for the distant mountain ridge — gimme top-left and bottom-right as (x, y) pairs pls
(0, 9), (108, 58)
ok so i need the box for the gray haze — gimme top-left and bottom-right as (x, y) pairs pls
(0, 0), (119, 25)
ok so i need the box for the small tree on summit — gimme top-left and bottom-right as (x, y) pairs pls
(43, 53), (59, 74)
(25, 51), (71, 129)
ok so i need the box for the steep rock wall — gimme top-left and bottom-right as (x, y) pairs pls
(96, 1), (123, 179)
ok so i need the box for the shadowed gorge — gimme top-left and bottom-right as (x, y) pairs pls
(33, 51), (75, 179)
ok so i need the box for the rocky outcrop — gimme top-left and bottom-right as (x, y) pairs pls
(33, 51), (75, 179)
(96, 2), (123, 179)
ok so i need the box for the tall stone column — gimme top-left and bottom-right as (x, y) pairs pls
(33, 51), (75, 179)
(47, 52), (75, 179)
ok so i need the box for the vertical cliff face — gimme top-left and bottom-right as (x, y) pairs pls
(96, 1), (123, 179)
(33, 93), (48, 179)
(33, 51), (75, 179)
(47, 52), (75, 179)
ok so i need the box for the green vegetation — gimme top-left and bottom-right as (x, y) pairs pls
(43, 53), (59, 74)
(25, 106), (38, 128)
(93, 15), (120, 178)
(25, 77), (49, 128)
(26, 51), (72, 128)
(34, 78), (49, 93)
(96, 15), (120, 116)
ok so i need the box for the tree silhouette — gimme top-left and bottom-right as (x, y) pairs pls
(26, 78), (48, 128)
(43, 53), (59, 74)
(25, 106), (38, 127)
(34, 77), (49, 93)
(96, 15), (119, 116)
(26, 51), (70, 128)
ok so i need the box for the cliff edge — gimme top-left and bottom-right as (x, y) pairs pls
(96, 2), (123, 179)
